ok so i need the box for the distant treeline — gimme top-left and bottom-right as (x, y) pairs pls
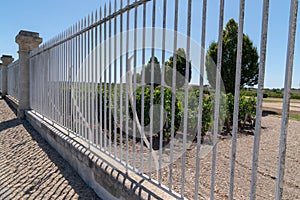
(241, 88), (300, 99)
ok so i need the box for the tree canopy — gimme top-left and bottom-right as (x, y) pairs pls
(206, 19), (259, 94)
(165, 48), (192, 88)
(144, 56), (161, 87)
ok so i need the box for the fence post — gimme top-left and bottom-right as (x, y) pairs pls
(15, 30), (42, 119)
(1, 55), (14, 97)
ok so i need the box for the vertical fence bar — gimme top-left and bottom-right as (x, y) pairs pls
(97, 7), (103, 149)
(81, 20), (85, 139)
(133, 0), (138, 171)
(60, 33), (63, 125)
(59, 34), (62, 125)
(125, 0), (130, 172)
(54, 37), (57, 124)
(194, 0), (207, 199)
(68, 29), (71, 130)
(276, 0), (299, 199)
(91, 12), (95, 145)
(95, 10), (99, 146)
(52, 40), (55, 123)
(88, 15), (92, 146)
(67, 29), (70, 132)
(181, 0), (192, 197)
(140, 0), (146, 174)
(73, 30), (76, 134)
(60, 37), (63, 126)
(119, 1), (123, 161)
(169, 0), (178, 190)
(70, 26), (73, 133)
(59, 32), (65, 126)
(250, 0), (270, 199)
(70, 27), (73, 132)
(65, 31), (67, 128)
(109, 2), (112, 154)
(57, 36), (60, 125)
(65, 31), (68, 130)
(158, 0), (167, 185)
(78, 24), (81, 136)
(64, 31), (67, 128)
(114, 0), (118, 158)
(48, 45), (51, 120)
(75, 24), (79, 135)
(54, 38), (57, 124)
(99, 8), (103, 148)
(210, 0), (225, 199)
(228, 0), (245, 199)
(104, 5), (108, 149)
(84, 18), (88, 141)
(149, 0), (156, 179)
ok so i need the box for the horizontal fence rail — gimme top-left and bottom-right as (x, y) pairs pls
(7, 60), (20, 101)
(28, 0), (299, 199)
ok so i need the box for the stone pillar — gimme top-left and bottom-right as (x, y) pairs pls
(1, 55), (14, 97)
(16, 30), (42, 119)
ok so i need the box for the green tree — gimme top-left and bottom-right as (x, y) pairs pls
(144, 56), (161, 87)
(165, 48), (192, 88)
(206, 19), (259, 94)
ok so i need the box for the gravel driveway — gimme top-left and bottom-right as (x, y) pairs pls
(159, 114), (300, 199)
(0, 97), (100, 200)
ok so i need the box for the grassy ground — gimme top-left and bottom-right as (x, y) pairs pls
(290, 114), (300, 121)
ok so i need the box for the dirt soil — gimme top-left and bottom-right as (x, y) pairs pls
(158, 114), (300, 199)
(0, 97), (100, 200)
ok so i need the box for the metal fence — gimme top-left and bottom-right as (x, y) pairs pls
(29, 0), (299, 199)
(7, 60), (20, 101)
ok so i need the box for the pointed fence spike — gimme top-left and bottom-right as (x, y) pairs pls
(109, 0), (112, 13)
(95, 9), (98, 21)
(100, 6), (102, 19)
(91, 12), (94, 24)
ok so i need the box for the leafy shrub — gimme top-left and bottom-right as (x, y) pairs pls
(131, 86), (183, 139)
(186, 88), (213, 137)
(224, 94), (256, 132)
(291, 93), (300, 99)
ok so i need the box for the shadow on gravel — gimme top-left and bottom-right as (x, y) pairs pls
(0, 119), (23, 132)
(0, 98), (100, 199)
(262, 110), (279, 117)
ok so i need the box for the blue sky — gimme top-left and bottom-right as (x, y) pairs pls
(0, 0), (299, 89)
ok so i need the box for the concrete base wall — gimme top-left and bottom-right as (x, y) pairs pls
(24, 110), (178, 200)
(4, 95), (18, 115)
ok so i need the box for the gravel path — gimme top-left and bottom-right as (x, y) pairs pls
(0, 97), (100, 200)
(159, 113), (300, 199)
(263, 101), (300, 112)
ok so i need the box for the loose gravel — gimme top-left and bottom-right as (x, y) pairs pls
(159, 114), (300, 199)
(0, 97), (100, 200)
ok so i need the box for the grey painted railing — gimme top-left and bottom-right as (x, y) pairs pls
(0, 0), (298, 199)
(7, 60), (20, 101)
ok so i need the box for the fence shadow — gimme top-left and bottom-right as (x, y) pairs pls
(0, 97), (100, 200)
